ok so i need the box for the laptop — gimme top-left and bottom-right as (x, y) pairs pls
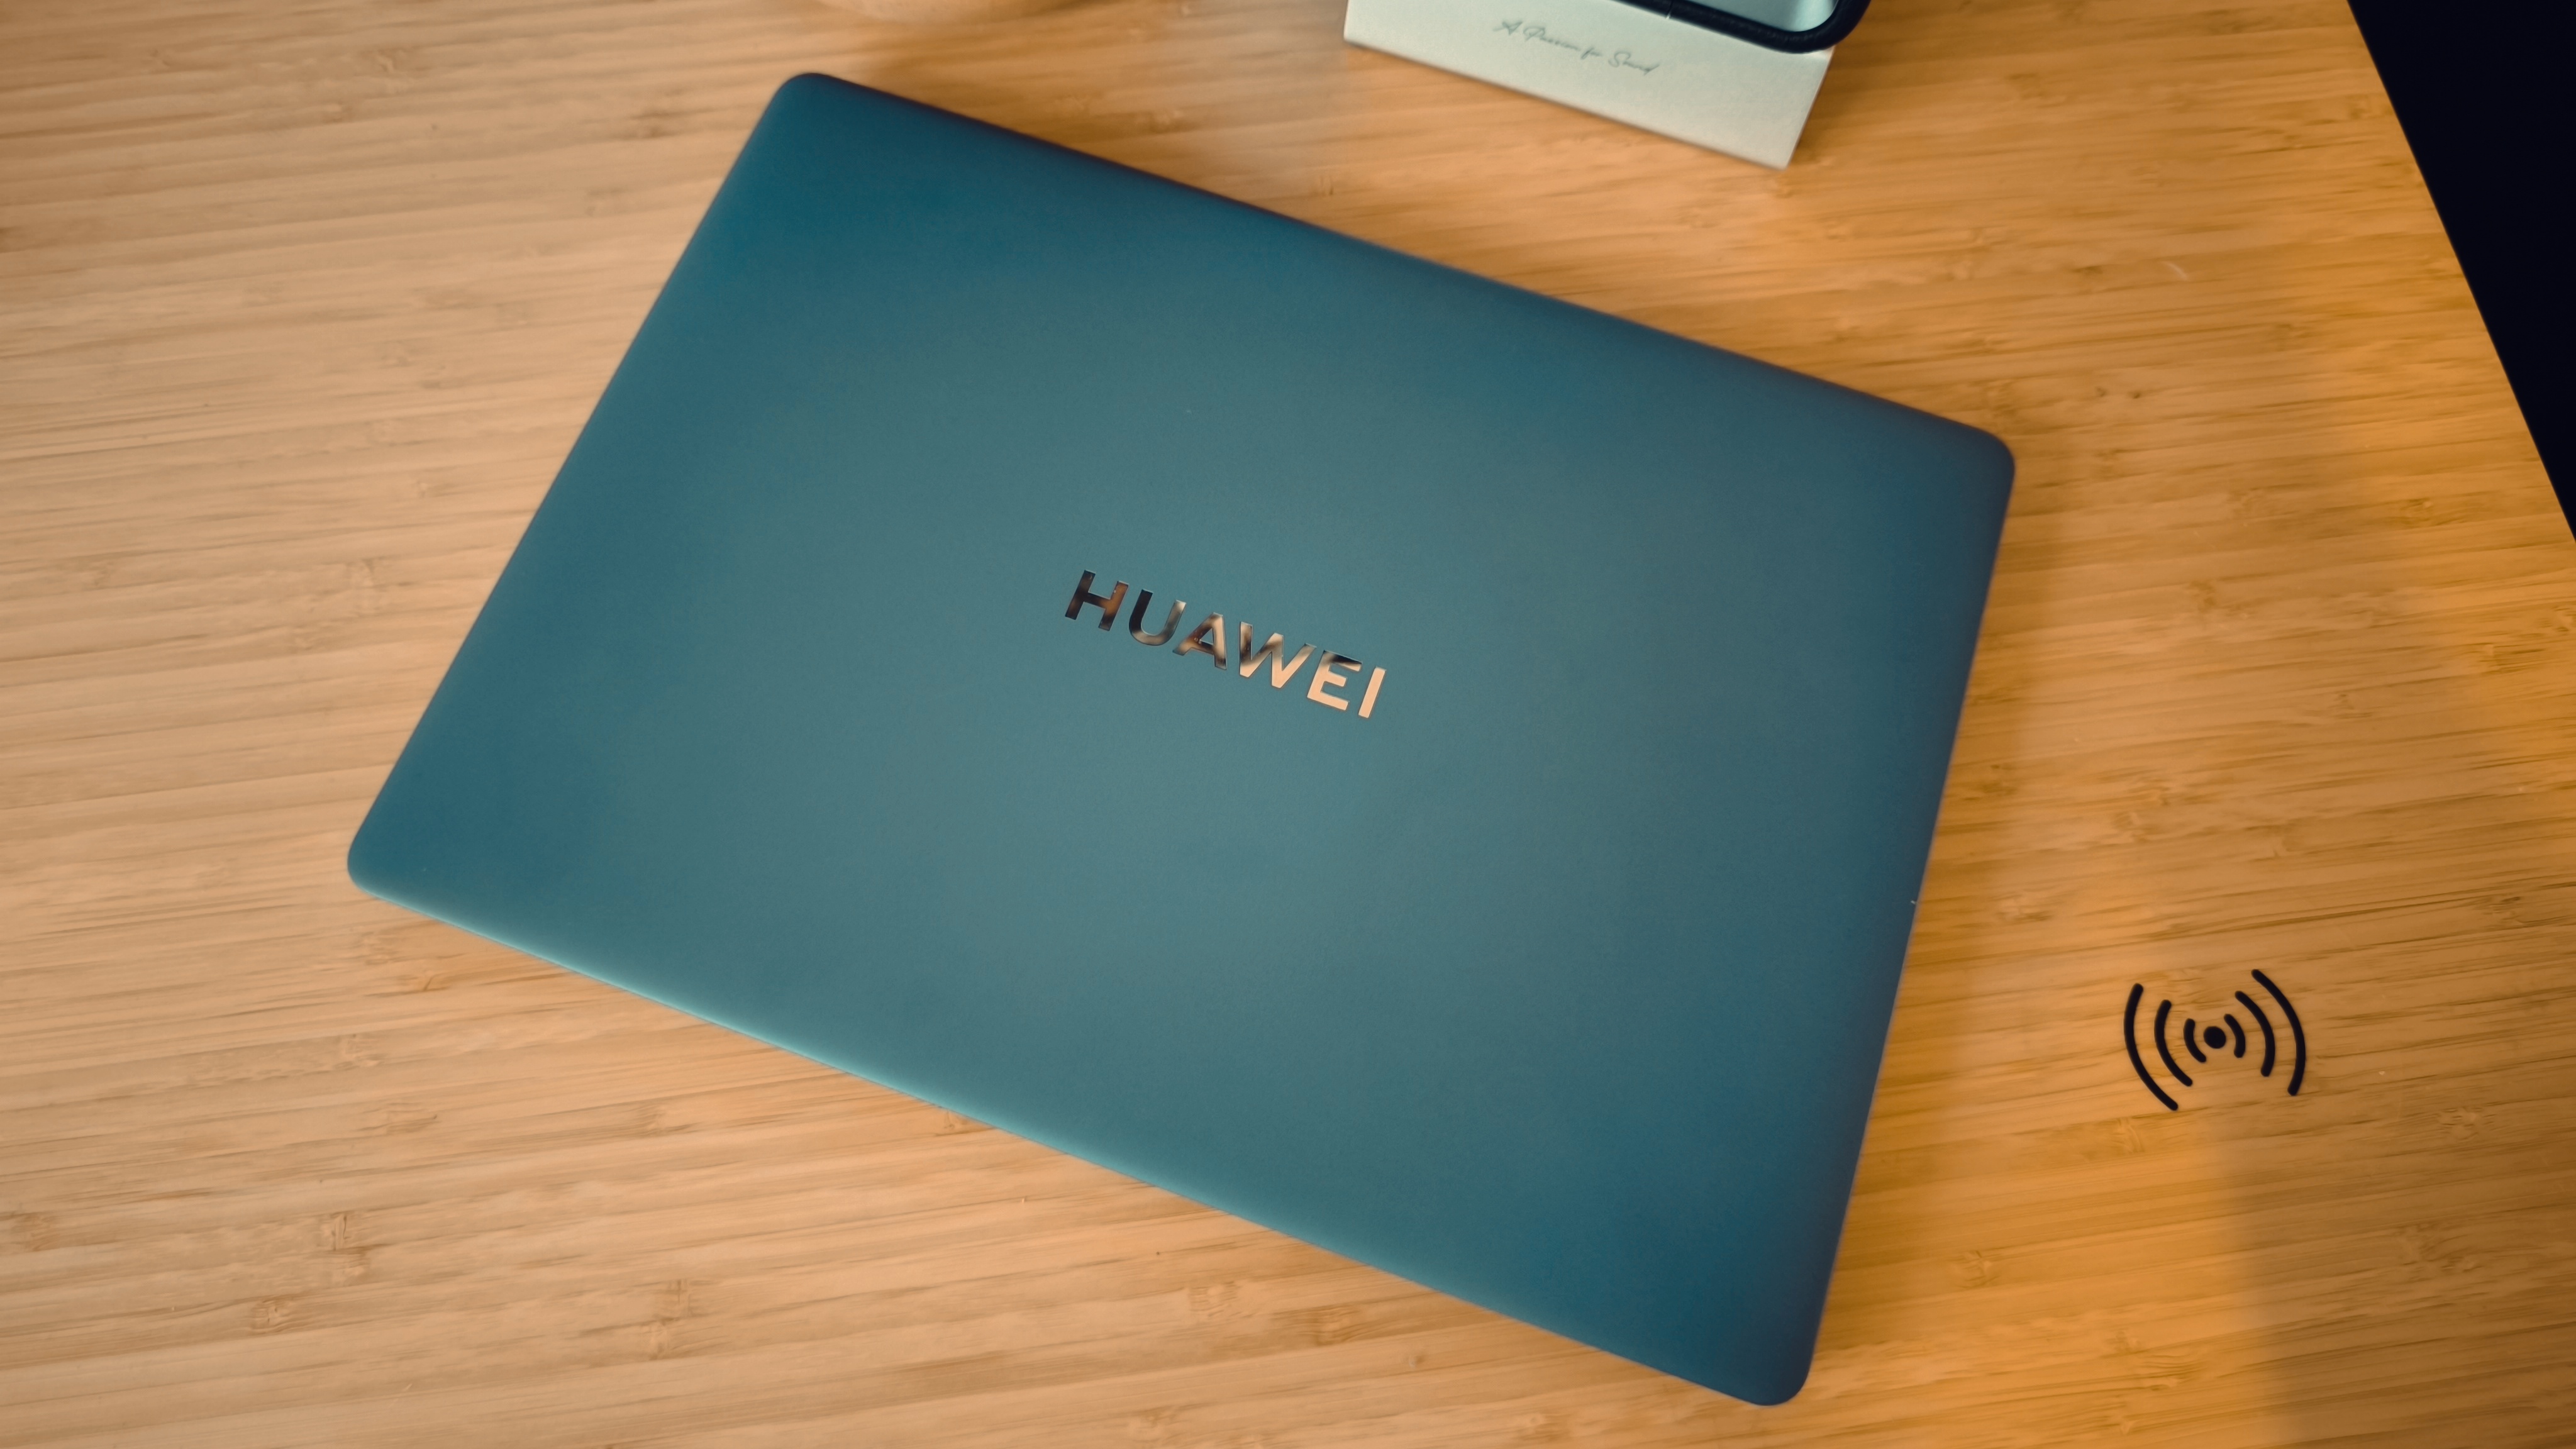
(348, 73), (2012, 1405)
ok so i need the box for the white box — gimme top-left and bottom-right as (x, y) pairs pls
(1345, 0), (1836, 169)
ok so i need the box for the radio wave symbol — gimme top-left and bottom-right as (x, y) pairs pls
(2121, 970), (2305, 1111)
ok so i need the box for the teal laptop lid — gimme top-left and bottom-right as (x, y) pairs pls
(349, 74), (2011, 1405)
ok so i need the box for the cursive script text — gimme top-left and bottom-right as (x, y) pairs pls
(1491, 20), (1662, 74)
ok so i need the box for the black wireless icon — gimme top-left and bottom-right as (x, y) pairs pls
(2122, 970), (2306, 1111)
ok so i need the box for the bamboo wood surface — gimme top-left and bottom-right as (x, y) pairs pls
(6, 0), (2573, 1443)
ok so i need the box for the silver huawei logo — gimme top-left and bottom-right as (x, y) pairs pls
(1063, 570), (1386, 719)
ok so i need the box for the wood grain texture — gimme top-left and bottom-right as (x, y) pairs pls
(6, 0), (2572, 1443)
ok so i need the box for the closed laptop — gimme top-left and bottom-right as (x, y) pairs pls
(349, 74), (2013, 1404)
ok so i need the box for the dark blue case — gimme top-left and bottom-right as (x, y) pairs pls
(350, 74), (2011, 1404)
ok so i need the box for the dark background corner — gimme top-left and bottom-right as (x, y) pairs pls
(2345, 1), (2570, 523)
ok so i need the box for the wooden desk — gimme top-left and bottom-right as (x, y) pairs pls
(7, 0), (2571, 1442)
